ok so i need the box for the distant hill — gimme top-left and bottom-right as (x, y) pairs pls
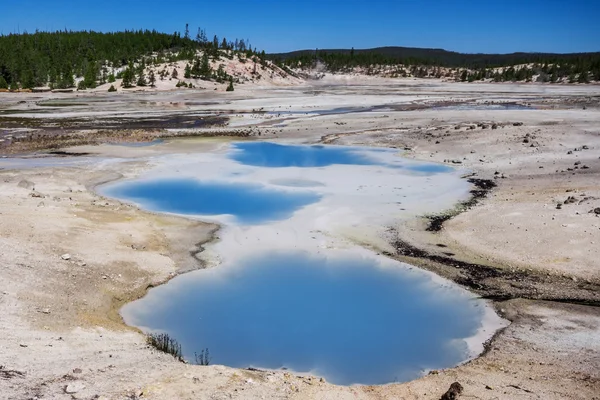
(268, 46), (600, 69)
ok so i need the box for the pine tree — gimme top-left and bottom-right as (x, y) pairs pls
(122, 63), (135, 88)
(226, 77), (234, 91)
(83, 61), (98, 88)
(137, 71), (147, 86)
(199, 52), (211, 80)
(171, 68), (178, 79)
(0, 76), (7, 89)
(578, 70), (589, 83)
(184, 64), (191, 78)
(108, 84), (117, 92)
(148, 70), (156, 87)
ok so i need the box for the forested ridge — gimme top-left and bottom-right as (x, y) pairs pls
(2, 29), (599, 89)
(0, 27), (261, 90)
(270, 47), (600, 82)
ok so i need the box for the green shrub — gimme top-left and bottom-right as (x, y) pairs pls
(108, 84), (117, 92)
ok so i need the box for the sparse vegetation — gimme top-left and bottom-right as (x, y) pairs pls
(226, 77), (234, 91)
(146, 332), (183, 361)
(194, 348), (211, 366)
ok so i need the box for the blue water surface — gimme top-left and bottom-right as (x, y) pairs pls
(103, 179), (320, 224)
(230, 142), (451, 174)
(230, 142), (379, 168)
(123, 252), (484, 385)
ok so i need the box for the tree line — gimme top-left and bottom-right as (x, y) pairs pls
(269, 48), (600, 82)
(0, 26), (261, 90)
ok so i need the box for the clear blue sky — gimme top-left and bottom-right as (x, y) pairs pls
(1, 0), (599, 54)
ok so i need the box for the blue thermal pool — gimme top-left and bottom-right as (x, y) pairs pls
(102, 179), (321, 224)
(101, 141), (496, 385)
(122, 252), (485, 385)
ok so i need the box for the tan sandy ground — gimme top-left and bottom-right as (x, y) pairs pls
(1, 79), (599, 399)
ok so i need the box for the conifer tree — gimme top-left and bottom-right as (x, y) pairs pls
(148, 70), (156, 87)
(199, 52), (211, 79)
(121, 63), (135, 88)
(171, 68), (178, 79)
(137, 71), (147, 86)
(184, 64), (191, 78)
(0, 76), (7, 89)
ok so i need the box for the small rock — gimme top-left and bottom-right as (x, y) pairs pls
(591, 208), (600, 215)
(485, 385), (493, 390)
(61, 254), (71, 260)
(440, 382), (464, 400)
(73, 368), (83, 374)
(582, 145), (589, 150)
(19, 343), (28, 347)
(513, 122), (524, 126)
(64, 382), (86, 394)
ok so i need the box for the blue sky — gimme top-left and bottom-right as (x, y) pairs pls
(1, 0), (598, 54)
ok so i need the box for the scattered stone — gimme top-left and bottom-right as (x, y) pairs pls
(73, 368), (83, 374)
(513, 122), (523, 126)
(591, 208), (600, 215)
(574, 161), (581, 166)
(61, 254), (71, 260)
(64, 382), (86, 394)
(582, 165), (589, 169)
(29, 191), (44, 198)
(19, 343), (28, 348)
(567, 150), (573, 155)
(556, 203), (562, 210)
(485, 385), (493, 390)
(440, 382), (464, 400)
(582, 145), (589, 150)
(564, 196), (578, 204)
(491, 124), (498, 129)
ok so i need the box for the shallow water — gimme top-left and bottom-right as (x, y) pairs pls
(102, 178), (321, 224)
(229, 141), (451, 174)
(103, 141), (499, 384)
(122, 251), (484, 385)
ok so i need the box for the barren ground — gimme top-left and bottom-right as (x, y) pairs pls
(1, 79), (599, 400)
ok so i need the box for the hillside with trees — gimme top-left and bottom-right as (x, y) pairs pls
(0, 26), (275, 91)
(269, 47), (600, 83)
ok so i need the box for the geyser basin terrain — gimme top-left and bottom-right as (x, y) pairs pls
(100, 141), (504, 385)
(122, 252), (489, 385)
